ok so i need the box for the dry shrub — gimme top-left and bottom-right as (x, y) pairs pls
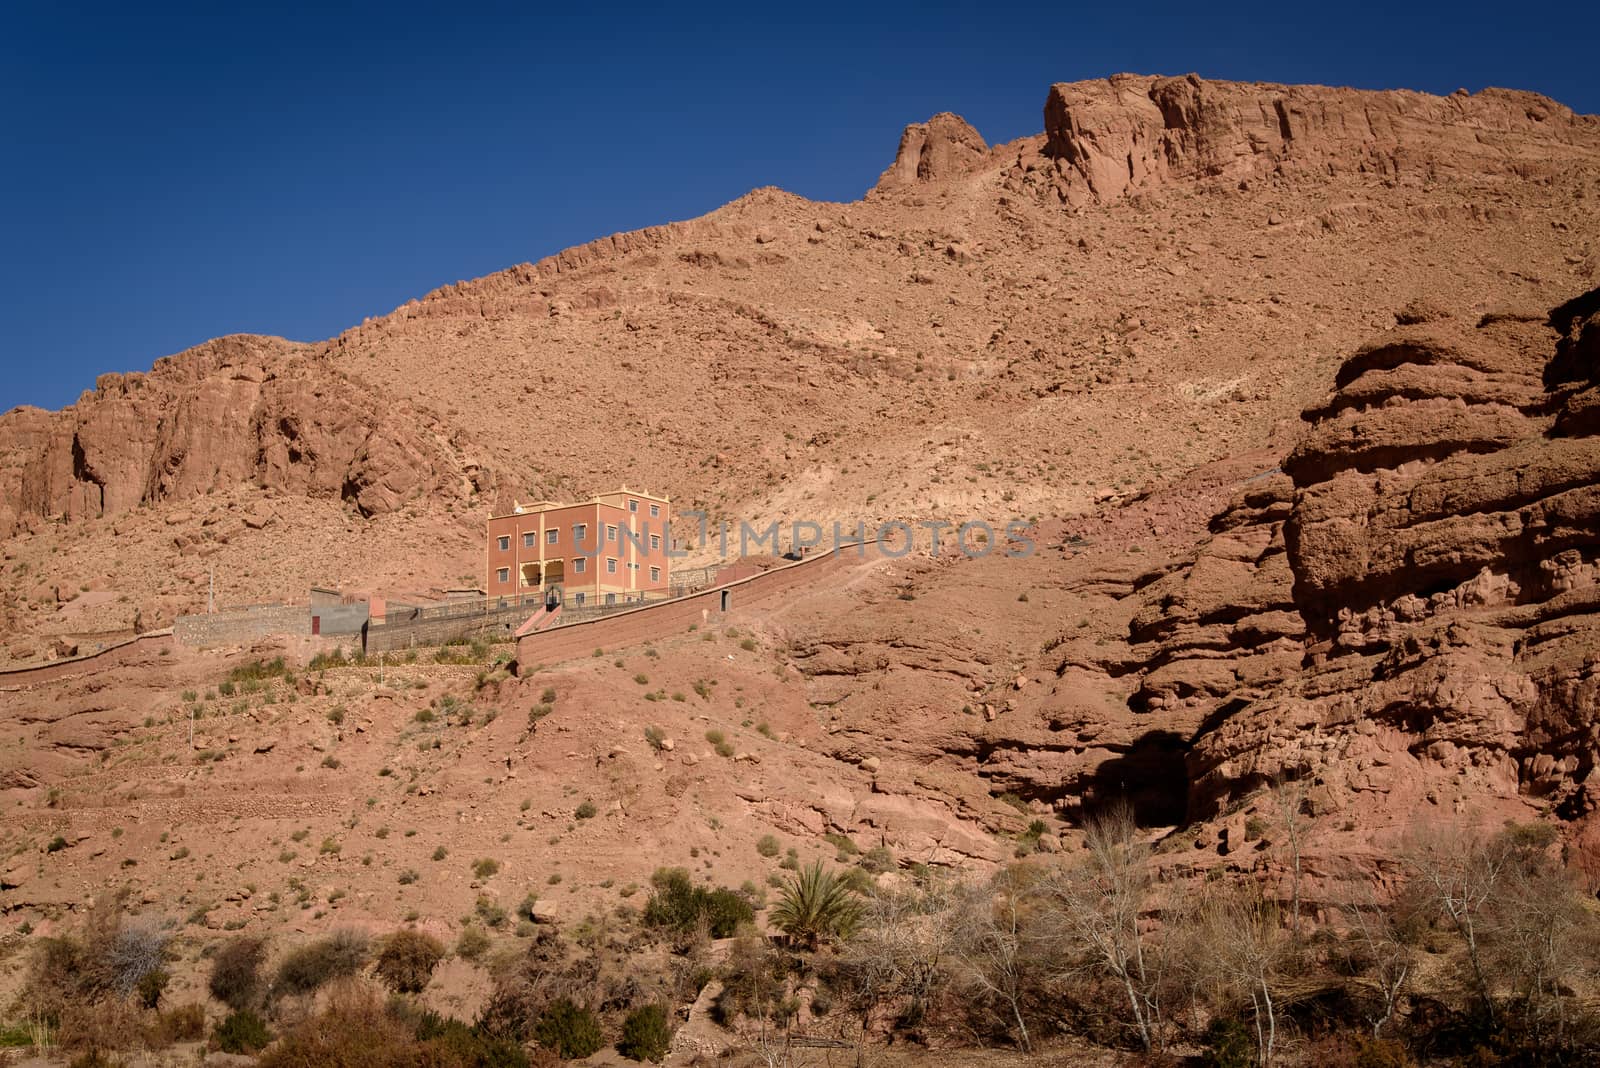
(256, 981), (412, 1067)
(1303, 1031), (1417, 1068)
(477, 927), (600, 1042)
(56, 999), (144, 1055)
(274, 929), (369, 998)
(373, 928), (445, 994)
(209, 935), (268, 1011)
(148, 1002), (206, 1045)
(21, 893), (171, 1023)
(261, 980), (532, 1067)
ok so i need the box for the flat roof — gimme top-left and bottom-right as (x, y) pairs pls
(489, 487), (671, 522)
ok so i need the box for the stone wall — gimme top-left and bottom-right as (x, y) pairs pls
(173, 604), (309, 648)
(0, 630), (175, 686)
(363, 600), (530, 654)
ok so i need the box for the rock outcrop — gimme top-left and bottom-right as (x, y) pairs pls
(0, 334), (476, 536)
(1063, 288), (1600, 865)
(874, 112), (991, 190)
(1019, 73), (1600, 206)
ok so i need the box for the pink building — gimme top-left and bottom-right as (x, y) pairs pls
(485, 488), (671, 607)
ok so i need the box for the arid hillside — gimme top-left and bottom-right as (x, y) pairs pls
(3, 72), (1600, 1068)
(2, 74), (1598, 665)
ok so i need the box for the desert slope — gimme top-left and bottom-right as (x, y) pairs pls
(1, 73), (1598, 669)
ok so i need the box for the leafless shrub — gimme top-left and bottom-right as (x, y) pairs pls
(835, 873), (958, 1048)
(1035, 801), (1170, 1051)
(952, 867), (1047, 1053)
(104, 919), (172, 1000)
(1331, 885), (1415, 1039)
(1182, 887), (1288, 1067)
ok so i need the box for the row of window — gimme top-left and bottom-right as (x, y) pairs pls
(495, 526), (663, 552)
(495, 564), (662, 584)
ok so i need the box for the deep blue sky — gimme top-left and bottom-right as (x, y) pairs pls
(3, 3), (1595, 411)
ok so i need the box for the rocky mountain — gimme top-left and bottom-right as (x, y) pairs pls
(2, 70), (1598, 686)
(4, 76), (1600, 1032)
(0, 334), (482, 538)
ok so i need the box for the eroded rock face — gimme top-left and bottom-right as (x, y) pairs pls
(1087, 289), (1600, 854)
(0, 334), (473, 535)
(874, 112), (991, 190)
(1029, 73), (1600, 207)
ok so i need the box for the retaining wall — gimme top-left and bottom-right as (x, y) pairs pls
(363, 600), (532, 653)
(0, 630), (175, 688)
(514, 541), (882, 670)
(174, 604), (309, 647)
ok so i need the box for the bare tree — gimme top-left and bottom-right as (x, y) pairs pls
(1400, 823), (1507, 1027)
(1485, 836), (1600, 1049)
(1190, 889), (1287, 1067)
(1036, 802), (1166, 1051)
(1335, 886), (1413, 1038)
(720, 932), (792, 1068)
(839, 874), (956, 1061)
(953, 870), (1041, 1053)
(1269, 777), (1309, 941)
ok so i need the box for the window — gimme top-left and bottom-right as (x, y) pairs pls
(546, 529), (558, 544)
(606, 558), (617, 574)
(650, 534), (661, 550)
(574, 557), (587, 574)
(573, 523), (587, 542)
(574, 592), (585, 606)
(496, 536), (509, 551)
(650, 566), (660, 582)
(496, 567), (509, 583)
(629, 499), (639, 513)
(607, 525), (618, 542)
(649, 503), (660, 517)
(522, 532), (535, 548)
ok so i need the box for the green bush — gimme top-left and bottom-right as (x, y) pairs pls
(756, 834), (780, 858)
(374, 929), (444, 994)
(643, 867), (753, 939)
(472, 857), (501, 879)
(415, 1011), (531, 1067)
(575, 800), (597, 820)
(533, 999), (604, 1059)
(213, 1009), (272, 1054)
(273, 930), (368, 997)
(208, 936), (266, 1011)
(618, 1003), (673, 1062)
(1201, 1017), (1255, 1068)
(457, 924), (491, 960)
(136, 967), (169, 1009)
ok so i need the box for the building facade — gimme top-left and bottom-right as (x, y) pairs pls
(485, 488), (671, 607)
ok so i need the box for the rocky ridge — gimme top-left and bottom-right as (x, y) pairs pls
(980, 287), (1600, 888)
(0, 335), (482, 538)
(1019, 73), (1600, 207)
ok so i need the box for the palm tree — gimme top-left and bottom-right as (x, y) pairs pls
(769, 861), (864, 948)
